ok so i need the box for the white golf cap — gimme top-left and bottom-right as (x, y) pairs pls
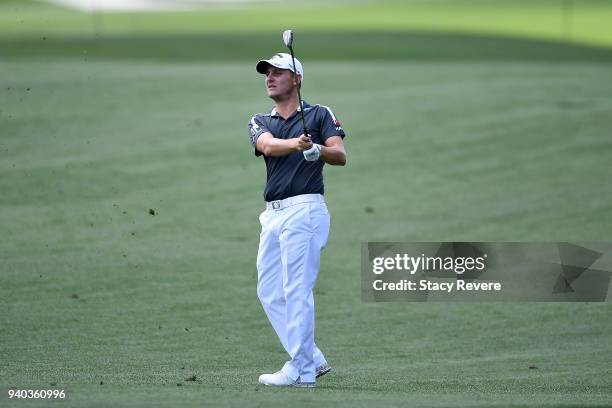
(256, 53), (304, 81)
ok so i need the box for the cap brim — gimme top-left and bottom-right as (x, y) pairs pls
(256, 59), (297, 75)
(256, 60), (273, 74)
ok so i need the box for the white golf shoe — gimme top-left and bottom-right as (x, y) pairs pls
(315, 363), (331, 379)
(258, 371), (315, 388)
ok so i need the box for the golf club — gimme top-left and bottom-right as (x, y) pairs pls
(282, 29), (309, 139)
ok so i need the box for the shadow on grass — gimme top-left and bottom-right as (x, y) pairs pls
(3, 31), (612, 62)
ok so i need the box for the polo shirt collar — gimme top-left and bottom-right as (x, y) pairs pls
(270, 101), (310, 117)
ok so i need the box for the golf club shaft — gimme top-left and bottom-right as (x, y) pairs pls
(288, 46), (309, 138)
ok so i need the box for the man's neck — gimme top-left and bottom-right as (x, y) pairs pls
(273, 95), (301, 120)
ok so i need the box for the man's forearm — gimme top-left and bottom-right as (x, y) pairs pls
(258, 137), (296, 157)
(319, 145), (346, 166)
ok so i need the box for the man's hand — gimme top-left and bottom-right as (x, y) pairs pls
(303, 144), (321, 161)
(294, 134), (313, 151)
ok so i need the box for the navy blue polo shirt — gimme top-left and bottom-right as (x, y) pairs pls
(248, 101), (345, 201)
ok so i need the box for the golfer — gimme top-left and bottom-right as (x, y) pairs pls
(247, 53), (347, 387)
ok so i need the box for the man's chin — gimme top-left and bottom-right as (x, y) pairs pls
(267, 92), (282, 101)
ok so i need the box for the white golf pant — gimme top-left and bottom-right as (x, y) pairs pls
(256, 194), (330, 383)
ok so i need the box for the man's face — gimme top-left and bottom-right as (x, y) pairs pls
(265, 66), (299, 99)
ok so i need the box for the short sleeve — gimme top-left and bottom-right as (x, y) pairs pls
(318, 105), (346, 141)
(247, 115), (268, 157)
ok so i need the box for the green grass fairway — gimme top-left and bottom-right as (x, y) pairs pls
(2, 0), (612, 406)
(1, 0), (612, 48)
(2, 57), (612, 407)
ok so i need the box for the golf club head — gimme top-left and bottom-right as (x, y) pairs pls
(282, 29), (293, 48)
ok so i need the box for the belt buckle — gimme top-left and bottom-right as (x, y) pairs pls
(271, 201), (281, 210)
